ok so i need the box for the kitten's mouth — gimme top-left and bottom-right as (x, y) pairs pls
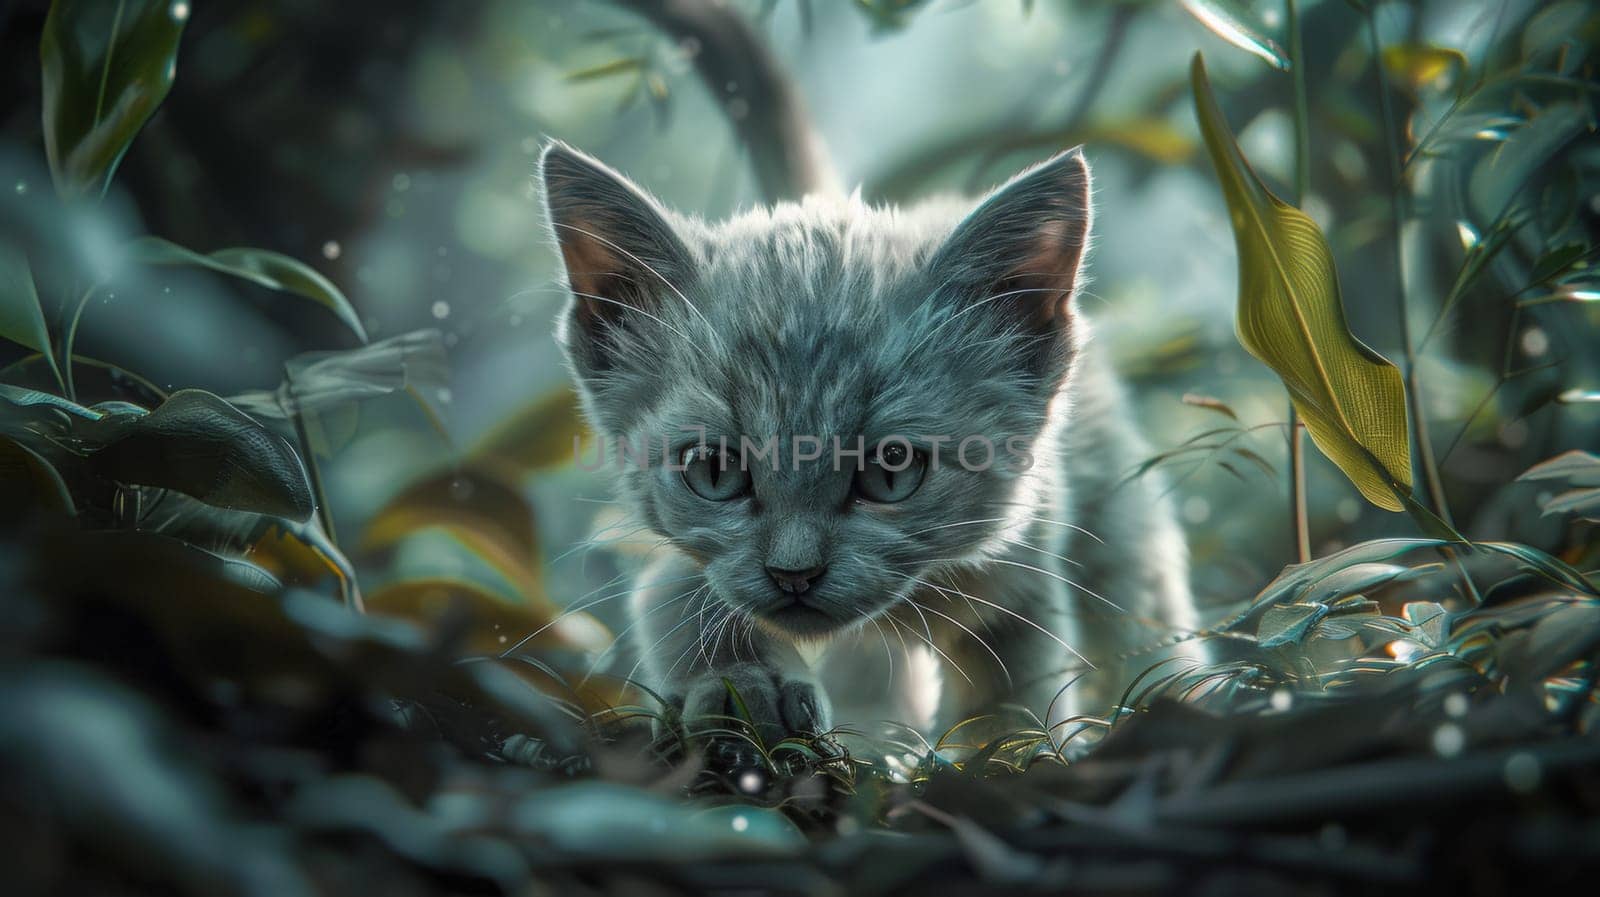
(759, 599), (842, 639)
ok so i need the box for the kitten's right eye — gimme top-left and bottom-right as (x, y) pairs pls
(681, 445), (750, 501)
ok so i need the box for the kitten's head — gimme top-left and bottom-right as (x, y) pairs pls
(541, 142), (1091, 639)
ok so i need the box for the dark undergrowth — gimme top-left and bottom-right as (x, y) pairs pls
(4, 517), (1598, 896)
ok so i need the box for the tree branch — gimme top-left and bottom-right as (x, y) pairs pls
(612, 0), (835, 202)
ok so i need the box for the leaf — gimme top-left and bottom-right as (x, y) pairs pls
(1381, 44), (1465, 91)
(1081, 119), (1195, 165)
(471, 387), (589, 477)
(565, 57), (645, 82)
(1519, 450), (1600, 520)
(364, 578), (608, 656)
(0, 434), (75, 519)
(509, 782), (806, 860)
(127, 237), (367, 341)
(361, 466), (550, 611)
(1518, 450), (1600, 486)
(227, 330), (449, 441)
(1181, 393), (1238, 420)
(1257, 603), (1329, 648)
(82, 389), (315, 520)
(1522, 2), (1599, 64)
(1541, 488), (1600, 518)
(1179, 0), (1289, 70)
(41, 0), (188, 198)
(1529, 244), (1587, 285)
(0, 246), (64, 393)
(1191, 54), (1412, 512)
(1468, 104), (1594, 223)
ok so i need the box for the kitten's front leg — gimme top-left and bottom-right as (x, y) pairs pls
(631, 553), (831, 744)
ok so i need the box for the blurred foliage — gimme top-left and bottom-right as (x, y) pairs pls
(2, 0), (1600, 893)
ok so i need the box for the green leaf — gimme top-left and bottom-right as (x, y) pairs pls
(41, 0), (189, 198)
(0, 435), (75, 519)
(127, 237), (367, 342)
(1179, 0), (1289, 70)
(1519, 450), (1600, 520)
(82, 389), (315, 520)
(564, 57), (645, 82)
(1518, 450), (1600, 486)
(0, 247), (64, 393)
(1468, 104), (1594, 223)
(1191, 53), (1412, 512)
(1529, 243), (1587, 285)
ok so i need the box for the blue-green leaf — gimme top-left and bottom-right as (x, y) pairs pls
(127, 237), (367, 342)
(41, 0), (189, 198)
(0, 246), (64, 392)
(1180, 0), (1290, 70)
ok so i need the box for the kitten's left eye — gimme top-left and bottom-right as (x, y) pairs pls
(681, 445), (750, 501)
(855, 443), (927, 503)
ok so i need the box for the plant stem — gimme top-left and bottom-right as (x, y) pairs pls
(284, 363), (356, 609)
(1366, 6), (1453, 528)
(1286, 0), (1311, 563)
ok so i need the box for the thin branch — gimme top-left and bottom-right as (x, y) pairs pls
(1286, 0), (1311, 564)
(1367, 7), (1452, 527)
(611, 0), (835, 202)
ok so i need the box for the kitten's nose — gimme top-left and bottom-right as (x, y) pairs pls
(766, 563), (828, 595)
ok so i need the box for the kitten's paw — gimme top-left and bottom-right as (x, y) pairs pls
(683, 664), (832, 745)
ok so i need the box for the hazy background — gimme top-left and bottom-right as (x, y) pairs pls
(2, 0), (1592, 630)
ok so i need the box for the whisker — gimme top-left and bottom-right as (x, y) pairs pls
(982, 557), (1124, 614)
(578, 580), (706, 685)
(902, 566), (1096, 669)
(904, 588), (1012, 688)
(1002, 536), (1084, 569)
(882, 612), (974, 686)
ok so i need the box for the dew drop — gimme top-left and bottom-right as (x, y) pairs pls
(431, 300), (450, 320)
(1519, 326), (1549, 357)
(1269, 688), (1293, 712)
(170, 1), (190, 22)
(1503, 752), (1541, 793)
(737, 770), (764, 794)
(321, 240), (341, 260)
(730, 814), (749, 832)
(1432, 722), (1464, 758)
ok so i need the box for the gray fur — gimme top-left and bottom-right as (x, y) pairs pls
(541, 142), (1196, 739)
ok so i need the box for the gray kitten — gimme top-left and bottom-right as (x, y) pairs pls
(541, 142), (1196, 742)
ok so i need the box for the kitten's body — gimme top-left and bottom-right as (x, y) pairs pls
(542, 146), (1195, 739)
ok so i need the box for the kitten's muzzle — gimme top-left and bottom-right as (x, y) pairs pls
(766, 563), (828, 595)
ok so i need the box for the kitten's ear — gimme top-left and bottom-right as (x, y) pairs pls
(539, 141), (693, 373)
(927, 148), (1091, 340)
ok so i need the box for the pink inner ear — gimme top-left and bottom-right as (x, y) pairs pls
(557, 218), (633, 327)
(1004, 218), (1086, 326)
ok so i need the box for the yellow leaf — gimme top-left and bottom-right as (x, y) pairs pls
(1381, 43), (1466, 91)
(471, 386), (589, 477)
(1191, 54), (1412, 511)
(365, 578), (609, 656)
(1082, 119), (1195, 165)
(362, 466), (550, 612)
